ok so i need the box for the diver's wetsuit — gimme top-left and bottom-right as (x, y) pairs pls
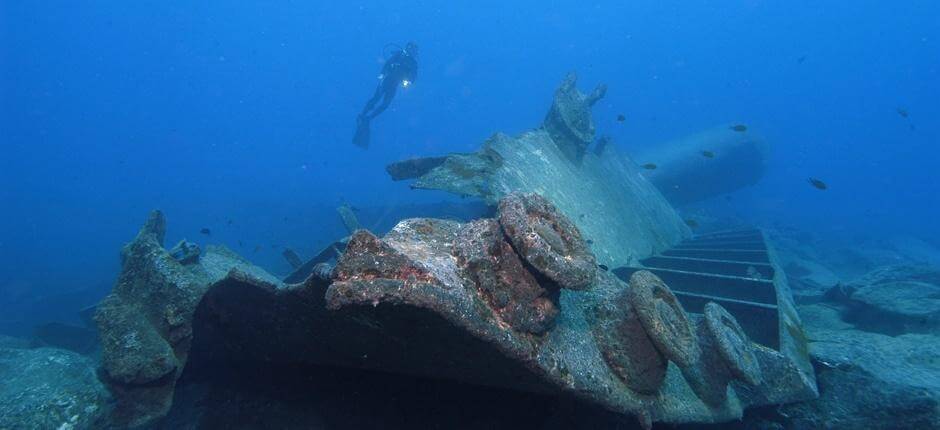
(359, 49), (418, 121)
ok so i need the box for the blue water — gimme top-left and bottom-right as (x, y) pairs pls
(2, 1), (938, 334)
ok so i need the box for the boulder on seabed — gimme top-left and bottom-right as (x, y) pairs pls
(0, 339), (110, 430)
(828, 265), (940, 335)
(762, 303), (940, 429)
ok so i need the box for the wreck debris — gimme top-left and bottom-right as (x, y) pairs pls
(589, 291), (668, 394)
(386, 73), (689, 269)
(614, 229), (785, 349)
(498, 193), (596, 290)
(703, 302), (763, 386)
(680, 302), (765, 407)
(311, 262), (334, 281)
(386, 156), (448, 181)
(337, 203), (361, 234)
(330, 228), (435, 295)
(635, 126), (770, 205)
(96, 200), (818, 427)
(542, 72), (607, 163)
(94, 211), (283, 428)
(454, 219), (559, 334)
(281, 248), (303, 270)
(593, 135), (612, 156)
(91, 70), (817, 426)
(282, 240), (346, 284)
(627, 270), (700, 368)
(169, 239), (200, 265)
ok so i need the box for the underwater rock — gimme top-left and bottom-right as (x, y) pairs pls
(778, 360), (940, 429)
(497, 192), (596, 290)
(835, 265), (940, 335)
(389, 73), (689, 269)
(0, 334), (31, 349)
(764, 303), (940, 429)
(94, 210), (283, 428)
(0, 344), (110, 430)
(542, 72), (607, 163)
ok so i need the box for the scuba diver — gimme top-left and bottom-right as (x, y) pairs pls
(353, 42), (419, 148)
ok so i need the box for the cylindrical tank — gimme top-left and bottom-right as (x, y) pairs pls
(634, 126), (769, 206)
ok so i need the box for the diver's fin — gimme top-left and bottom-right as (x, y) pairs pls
(353, 117), (371, 149)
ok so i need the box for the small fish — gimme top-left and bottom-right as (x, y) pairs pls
(238, 240), (244, 247)
(200, 228), (211, 236)
(598, 264), (609, 271)
(227, 219), (234, 225)
(729, 124), (747, 132)
(616, 114), (626, 123)
(808, 178), (828, 190)
(253, 245), (262, 253)
(642, 163), (658, 170)
(797, 55), (807, 64)
(586, 239), (594, 245)
(896, 108), (908, 118)
(684, 219), (699, 228)
(701, 150), (715, 158)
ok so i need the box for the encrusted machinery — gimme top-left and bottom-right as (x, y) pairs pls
(187, 194), (816, 428)
(92, 74), (817, 428)
(614, 229), (789, 350)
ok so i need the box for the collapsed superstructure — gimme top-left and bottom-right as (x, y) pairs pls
(94, 73), (816, 428)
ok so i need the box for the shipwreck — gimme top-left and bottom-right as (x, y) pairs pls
(94, 73), (816, 428)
